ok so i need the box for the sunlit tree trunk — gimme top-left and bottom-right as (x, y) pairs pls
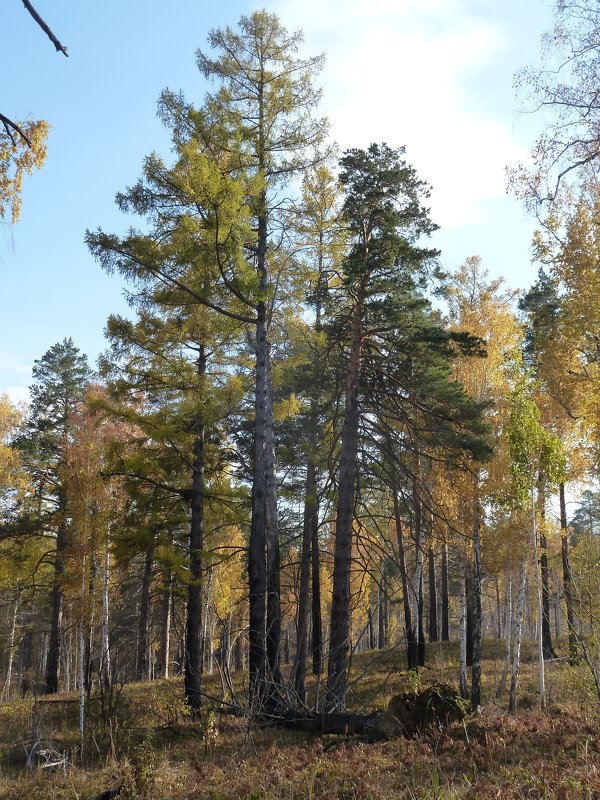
(326, 285), (365, 710)
(509, 555), (528, 713)
(559, 482), (578, 664)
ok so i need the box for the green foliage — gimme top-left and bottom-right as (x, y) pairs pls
(508, 380), (566, 506)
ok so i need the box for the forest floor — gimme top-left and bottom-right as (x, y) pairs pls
(0, 639), (599, 799)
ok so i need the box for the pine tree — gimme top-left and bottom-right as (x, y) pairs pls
(17, 339), (92, 694)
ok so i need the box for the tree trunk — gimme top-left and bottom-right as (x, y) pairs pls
(412, 459), (425, 669)
(459, 552), (468, 700)
(186, 400), (206, 712)
(46, 519), (67, 694)
(265, 353), (282, 689)
(378, 575), (387, 649)
(509, 555), (528, 713)
(393, 487), (416, 669)
(311, 512), (323, 677)
(20, 626), (33, 696)
(326, 284), (365, 710)
(417, 570), (425, 667)
(158, 573), (172, 680)
(441, 541), (449, 642)
(249, 295), (269, 696)
(532, 486), (546, 708)
(2, 601), (18, 700)
(466, 565), (474, 668)
(137, 549), (153, 683)
(293, 456), (317, 702)
(428, 544), (438, 642)
(99, 538), (111, 689)
(496, 573), (512, 698)
(538, 475), (556, 660)
(471, 489), (482, 710)
(559, 482), (578, 664)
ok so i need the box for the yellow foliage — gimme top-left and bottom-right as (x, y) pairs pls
(0, 120), (49, 223)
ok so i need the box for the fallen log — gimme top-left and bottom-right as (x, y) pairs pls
(264, 683), (470, 740)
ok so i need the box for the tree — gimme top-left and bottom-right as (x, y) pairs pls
(324, 144), (491, 710)
(512, 0), (600, 207)
(90, 12), (329, 708)
(288, 165), (343, 702)
(446, 257), (523, 708)
(507, 381), (565, 708)
(15, 339), (92, 694)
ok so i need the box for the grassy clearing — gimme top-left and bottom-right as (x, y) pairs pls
(0, 640), (599, 799)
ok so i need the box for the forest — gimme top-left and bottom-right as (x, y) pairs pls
(2, 3), (600, 799)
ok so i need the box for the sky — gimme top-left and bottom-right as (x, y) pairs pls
(0, 0), (554, 404)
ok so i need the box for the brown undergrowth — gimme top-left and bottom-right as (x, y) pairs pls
(1, 641), (599, 799)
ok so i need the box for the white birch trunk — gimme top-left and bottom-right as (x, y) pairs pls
(100, 539), (111, 687)
(2, 601), (18, 700)
(509, 555), (528, 713)
(459, 552), (468, 699)
(531, 486), (546, 708)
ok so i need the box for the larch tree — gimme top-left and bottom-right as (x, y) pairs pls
(90, 11), (329, 707)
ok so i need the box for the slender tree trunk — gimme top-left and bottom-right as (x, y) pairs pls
(466, 565), (474, 667)
(79, 560), (86, 756)
(393, 486), (416, 669)
(459, 552), (468, 700)
(495, 578), (502, 639)
(441, 541), (449, 642)
(417, 569), (425, 667)
(471, 488), (482, 710)
(265, 353), (282, 690)
(412, 457), (425, 669)
(99, 538), (111, 689)
(249, 295), (269, 696)
(326, 284), (365, 710)
(85, 553), (98, 698)
(3, 601), (18, 700)
(158, 573), (172, 680)
(537, 475), (556, 660)
(428, 544), (438, 642)
(137, 549), (153, 683)
(559, 482), (578, 664)
(46, 518), (67, 694)
(509, 555), (528, 713)
(311, 513), (323, 677)
(496, 573), (512, 698)
(378, 575), (386, 649)
(293, 456), (317, 702)
(532, 486), (546, 708)
(368, 607), (375, 650)
(186, 395), (205, 711)
(20, 627), (33, 696)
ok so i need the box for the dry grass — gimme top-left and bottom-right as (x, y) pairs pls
(1, 640), (599, 799)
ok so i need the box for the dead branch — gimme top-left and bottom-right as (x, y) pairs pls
(21, 0), (68, 56)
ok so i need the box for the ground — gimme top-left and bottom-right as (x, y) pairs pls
(1, 640), (599, 799)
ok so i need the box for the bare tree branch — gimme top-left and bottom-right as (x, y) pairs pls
(0, 113), (31, 146)
(21, 0), (68, 57)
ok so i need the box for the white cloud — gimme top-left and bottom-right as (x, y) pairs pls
(3, 386), (30, 406)
(271, 0), (525, 228)
(0, 353), (31, 375)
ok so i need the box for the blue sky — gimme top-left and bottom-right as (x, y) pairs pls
(1, 0), (553, 402)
